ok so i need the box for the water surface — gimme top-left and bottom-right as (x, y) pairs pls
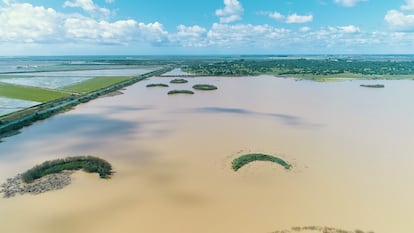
(0, 76), (413, 233)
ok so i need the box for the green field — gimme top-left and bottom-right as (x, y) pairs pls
(0, 82), (68, 102)
(63, 76), (133, 93)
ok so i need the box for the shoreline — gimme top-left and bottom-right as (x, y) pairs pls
(0, 68), (172, 142)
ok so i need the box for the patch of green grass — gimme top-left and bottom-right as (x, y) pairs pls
(170, 79), (188, 84)
(146, 83), (169, 87)
(167, 90), (194, 95)
(232, 153), (292, 171)
(0, 82), (68, 102)
(192, 84), (218, 91)
(22, 156), (113, 183)
(63, 76), (133, 93)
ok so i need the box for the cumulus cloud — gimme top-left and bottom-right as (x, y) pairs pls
(171, 25), (208, 47)
(206, 23), (291, 47)
(334, 0), (366, 7)
(385, 10), (414, 31)
(0, 2), (156, 45)
(401, 0), (414, 11)
(385, 1), (414, 31)
(65, 17), (137, 44)
(138, 22), (169, 44)
(267, 12), (313, 24)
(216, 0), (244, 23)
(336, 25), (361, 33)
(63, 0), (110, 18)
(0, 3), (61, 42)
(286, 14), (313, 24)
(268, 12), (284, 20)
(299, 26), (311, 32)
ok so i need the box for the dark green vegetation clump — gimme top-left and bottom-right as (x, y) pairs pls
(192, 84), (218, 91)
(170, 79), (188, 84)
(360, 84), (384, 88)
(146, 83), (169, 87)
(232, 153), (291, 171)
(167, 90), (194, 95)
(183, 58), (414, 80)
(21, 156), (113, 183)
(272, 226), (374, 233)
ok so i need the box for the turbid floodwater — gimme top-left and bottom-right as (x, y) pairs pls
(1, 76), (414, 233)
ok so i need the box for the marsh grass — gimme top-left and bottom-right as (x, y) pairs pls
(146, 83), (169, 87)
(192, 84), (218, 91)
(232, 153), (291, 171)
(170, 79), (188, 84)
(167, 90), (194, 95)
(21, 156), (113, 183)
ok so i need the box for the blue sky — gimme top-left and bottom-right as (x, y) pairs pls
(1, 0), (414, 55)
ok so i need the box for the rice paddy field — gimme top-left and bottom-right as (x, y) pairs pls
(0, 57), (160, 117)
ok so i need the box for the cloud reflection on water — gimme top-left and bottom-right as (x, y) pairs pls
(192, 107), (319, 127)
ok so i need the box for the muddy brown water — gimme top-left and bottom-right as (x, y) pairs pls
(1, 76), (413, 233)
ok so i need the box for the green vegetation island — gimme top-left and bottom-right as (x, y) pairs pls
(167, 90), (195, 95)
(272, 226), (374, 233)
(170, 78), (189, 84)
(232, 153), (292, 171)
(192, 84), (218, 91)
(360, 84), (385, 88)
(0, 156), (113, 198)
(146, 83), (169, 88)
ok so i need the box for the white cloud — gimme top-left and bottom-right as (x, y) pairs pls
(1, 0), (10, 5)
(63, 0), (110, 18)
(0, 2), (141, 45)
(268, 12), (284, 20)
(299, 26), (311, 32)
(206, 23), (291, 47)
(286, 14), (313, 24)
(337, 25), (361, 33)
(105, 0), (115, 3)
(171, 25), (207, 47)
(267, 12), (313, 24)
(0, 3), (61, 42)
(138, 22), (169, 44)
(334, 0), (366, 7)
(65, 17), (137, 44)
(216, 0), (244, 23)
(385, 10), (414, 31)
(401, 0), (414, 11)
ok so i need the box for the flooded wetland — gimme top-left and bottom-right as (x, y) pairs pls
(1, 75), (414, 233)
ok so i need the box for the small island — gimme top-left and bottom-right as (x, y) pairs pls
(170, 79), (189, 84)
(192, 84), (218, 91)
(272, 226), (374, 233)
(167, 90), (194, 95)
(0, 156), (113, 198)
(146, 83), (169, 88)
(360, 84), (385, 88)
(232, 153), (292, 171)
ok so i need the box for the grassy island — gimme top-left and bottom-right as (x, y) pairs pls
(360, 84), (385, 88)
(232, 153), (292, 171)
(192, 84), (218, 91)
(170, 79), (189, 84)
(167, 90), (194, 95)
(146, 83), (169, 87)
(21, 156), (113, 183)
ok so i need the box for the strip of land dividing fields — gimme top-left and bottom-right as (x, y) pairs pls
(0, 67), (172, 141)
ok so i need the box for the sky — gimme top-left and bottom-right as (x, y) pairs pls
(1, 0), (414, 55)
